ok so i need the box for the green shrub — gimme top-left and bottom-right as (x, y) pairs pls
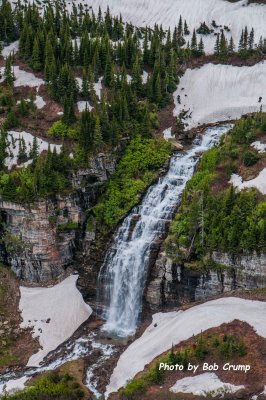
(48, 120), (77, 139)
(243, 150), (259, 167)
(0, 371), (85, 399)
(57, 222), (79, 232)
(94, 136), (171, 229)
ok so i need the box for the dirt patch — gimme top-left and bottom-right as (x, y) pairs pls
(0, 264), (39, 374)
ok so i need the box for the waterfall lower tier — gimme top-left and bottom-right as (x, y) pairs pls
(98, 125), (232, 337)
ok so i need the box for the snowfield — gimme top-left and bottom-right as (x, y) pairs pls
(6, 130), (62, 169)
(0, 376), (28, 396)
(77, 100), (93, 112)
(0, 66), (44, 87)
(230, 169), (266, 195)
(174, 62), (266, 129)
(170, 373), (244, 397)
(105, 297), (266, 397)
(1, 41), (19, 59)
(19, 275), (92, 367)
(78, 0), (266, 53)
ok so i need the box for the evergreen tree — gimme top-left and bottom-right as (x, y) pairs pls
(93, 115), (103, 147)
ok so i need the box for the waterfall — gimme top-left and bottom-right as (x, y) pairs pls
(99, 125), (232, 337)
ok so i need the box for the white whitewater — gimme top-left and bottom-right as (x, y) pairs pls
(100, 125), (232, 337)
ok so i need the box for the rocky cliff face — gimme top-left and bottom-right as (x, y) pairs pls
(145, 251), (266, 309)
(0, 153), (117, 283)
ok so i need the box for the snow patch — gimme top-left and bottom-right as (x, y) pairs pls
(170, 373), (244, 397)
(77, 100), (93, 112)
(0, 376), (28, 395)
(34, 95), (46, 109)
(251, 140), (266, 153)
(19, 275), (92, 367)
(78, 0), (266, 54)
(106, 297), (266, 397)
(5, 130), (62, 169)
(0, 66), (44, 87)
(174, 62), (266, 129)
(163, 127), (174, 140)
(1, 41), (19, 59)
(76, 76), (103, 99)
(230, 169), (266, 195)
(142, 70), (148, 84)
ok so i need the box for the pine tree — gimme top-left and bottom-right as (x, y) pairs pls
(184, 20), (190, 35)
(219, 31), (228, 60)
(248, 28), (254, 50)
(198, 38), (205, 56)
(82, 68), (89, 98)
(30, 135), (39, 163)
(228, 37), (235, 55)
(214, 33), (220, 56)
(93, 115), (103, 147)
(191, 29), (198, 56)
(132, 55), (142, 94)
(4, 56), (14, 86)
(31, 37), (42, 71)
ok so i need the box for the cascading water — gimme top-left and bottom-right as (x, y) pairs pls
(99, 125), (232, 337)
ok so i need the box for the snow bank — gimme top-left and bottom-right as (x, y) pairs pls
(163, 127), (174, 140)
(142, 70), (148, 84)
(174, 62), (266, 129)
(77, 100), (93, 112)
(1, 41), (19, 59)
(0, 66), (44, 87)
(76, 76), (103, 99)
(20, 275), (92, 367)
(230, 169), (266, 195)
(106, 297), (266, 397)
(0, 376), (28, 395)
(251, 140), (266, 153)
(6, 130), (62, 169)
(170, 373), (244, 397)
(80, 0), (266, 53)
(34, 95), (46, 109)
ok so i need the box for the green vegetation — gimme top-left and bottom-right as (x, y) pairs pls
(93, 136), (171, 230)
(166, 113), (266, 263)
(120, 332), (246, 399)
(57, 222), (79, 232)
(48, 121), (77, 139)
(0, 371), (84, 399)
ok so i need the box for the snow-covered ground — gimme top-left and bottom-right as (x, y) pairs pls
(170, 373), (244, 397)
(251, 140), (266, 153)
(1, 41), (19, 59)
(174, 62), (266, 129)
(77, 100), (93, 112)
(34, 95), (46, 109)
(0, 376), (28, 396)
(76, 76), (103, 99)
(230, 169), (266, 195)
(163, 127), (174, 140)
(19, 275), (92, 367)
(75, 0), (266, 54)
(141, 70), (148, 84)
(105, 297), (266, 397)
(0, 66), (44, 87)
(5, 130), (62, 169)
